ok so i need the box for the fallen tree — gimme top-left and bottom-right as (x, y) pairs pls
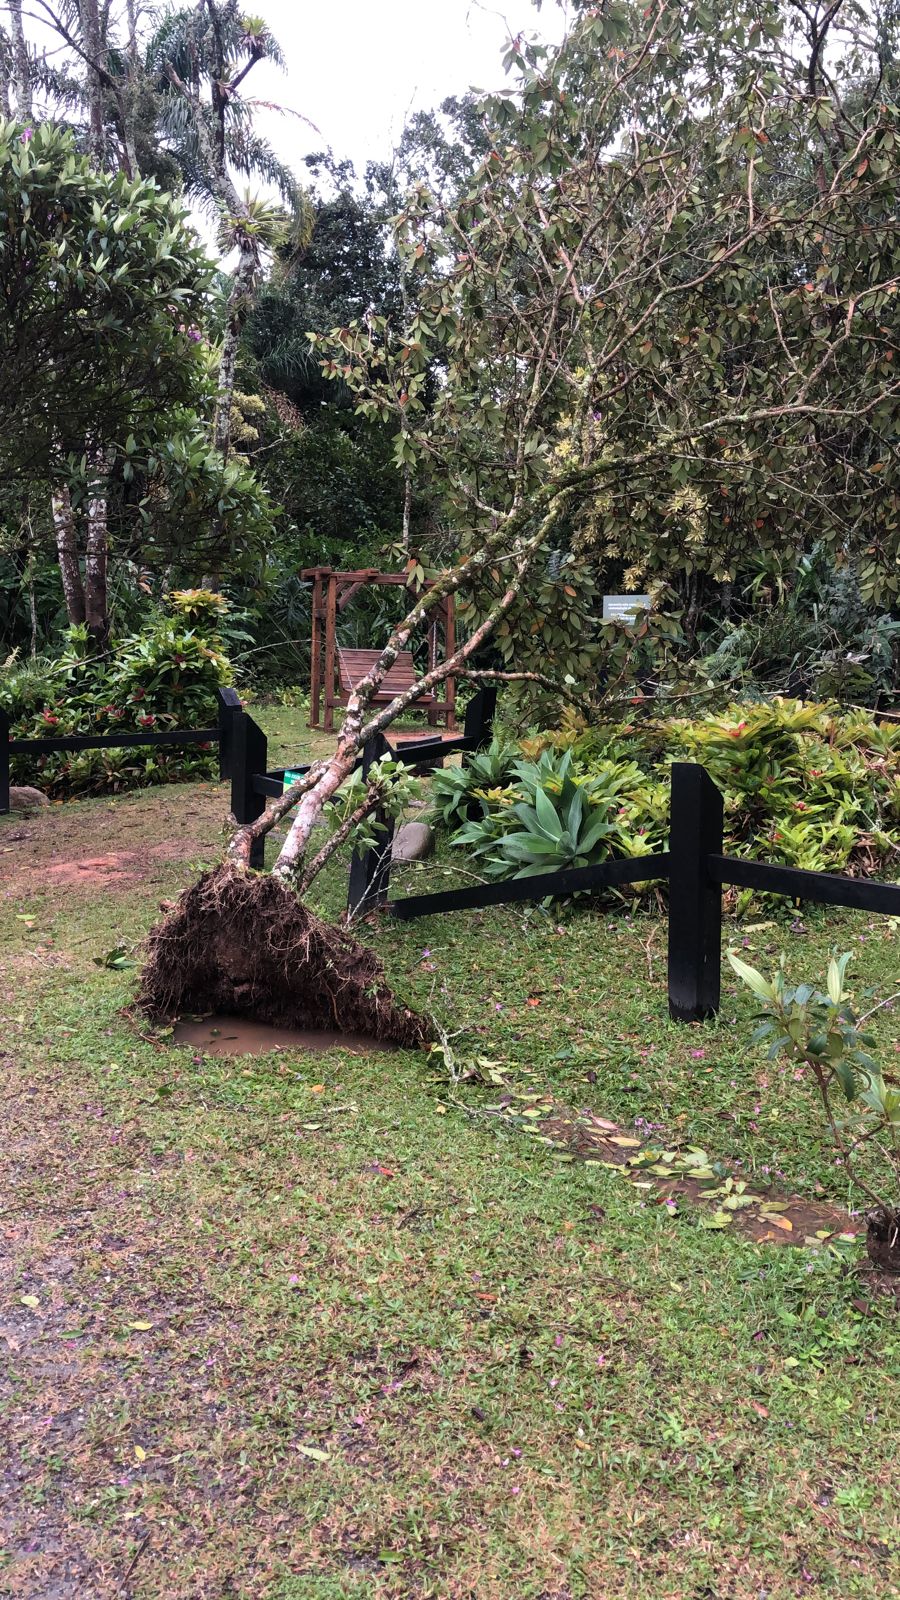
(138, 0), (900, 1041)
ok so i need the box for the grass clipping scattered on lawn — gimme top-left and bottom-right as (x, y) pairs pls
(137, 863), (431, 1049)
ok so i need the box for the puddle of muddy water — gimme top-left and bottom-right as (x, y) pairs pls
(173, 1013), (395, 1057)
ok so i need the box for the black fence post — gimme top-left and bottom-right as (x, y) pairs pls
(230, 707), (268, 870)
(667, 762), (724, 1022)
(347, 732), (395, 915)
(217, 686), (242, 781)
(464, 685), (498, 749)
(0, 707), (9, 815)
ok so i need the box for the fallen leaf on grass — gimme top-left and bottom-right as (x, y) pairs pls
(19, 1294), (40, 1308)
(297, 1444), (329, 1463)
(129, 1320), (153, 1331)
(608, 1136), (641, 1148)
(134, 1445), (146, 1462)
(760, 1213), (793, 1232)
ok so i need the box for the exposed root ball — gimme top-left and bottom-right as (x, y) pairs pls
(137, 864), (430, 1050)
(866, 1207), (900, 1275)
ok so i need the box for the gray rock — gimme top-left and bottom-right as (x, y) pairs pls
(8, 785), (50, 812)
(392, 820), (435, 862)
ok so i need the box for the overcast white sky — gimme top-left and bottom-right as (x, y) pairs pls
(17, 0), (564, 177)
(241, 0), (563, 176)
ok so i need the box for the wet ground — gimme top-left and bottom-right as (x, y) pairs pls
(172, 1013), (395, 1057)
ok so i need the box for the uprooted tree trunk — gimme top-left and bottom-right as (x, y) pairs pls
(139, 867), (429, 1048)
(136, 493), (574, 1043)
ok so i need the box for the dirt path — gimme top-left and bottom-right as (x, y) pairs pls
(1, 783), (226, 897)
(1, 785), (279, 1597)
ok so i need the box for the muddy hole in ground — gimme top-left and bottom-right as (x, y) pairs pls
(172, 1013), (399, 1057)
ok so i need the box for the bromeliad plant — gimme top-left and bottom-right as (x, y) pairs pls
(432, 701), (900, 889)
(428, 741), (519, 830)
(451, 749), (629, 879)
(728, 950), (900, 1273)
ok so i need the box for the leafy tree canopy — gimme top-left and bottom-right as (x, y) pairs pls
(318, 0), (900, 614)
(0, 119), (211, 479)
(248, 171), (401, 411)
(0, 120), (271, 570)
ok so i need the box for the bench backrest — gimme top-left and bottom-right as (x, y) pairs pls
(337, 646), (433, 700)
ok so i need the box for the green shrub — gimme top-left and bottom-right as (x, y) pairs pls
(2, 599), (232, 799)
(428, 741), (519, 830)
(433, 699), (900, 891)
(729, 950), (900, 1250)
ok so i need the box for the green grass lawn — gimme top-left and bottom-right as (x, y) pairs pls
(1, 716), (898, 1598)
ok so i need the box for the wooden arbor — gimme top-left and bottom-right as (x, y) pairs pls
(303, 567), (457, 733)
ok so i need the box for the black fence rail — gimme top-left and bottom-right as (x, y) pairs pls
(9, 687), (897, 1029)
(1, 686), (245, 814)
(227, 685), (499, 877)
(374, 760), (900, 1023)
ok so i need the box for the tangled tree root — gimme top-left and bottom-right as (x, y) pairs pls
(137, 864), (431, 1050)
(867, 1206), (900, 1275)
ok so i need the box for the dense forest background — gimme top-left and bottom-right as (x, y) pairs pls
(1, 0), (898, 718)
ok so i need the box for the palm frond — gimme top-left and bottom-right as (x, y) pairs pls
(225, 126), (303, 210)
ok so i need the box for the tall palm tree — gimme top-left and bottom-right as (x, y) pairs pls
(12, 0), (308, 457)
(146, 1), (310, 457)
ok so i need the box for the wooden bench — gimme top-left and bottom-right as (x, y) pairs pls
(337, 647), (436, 706)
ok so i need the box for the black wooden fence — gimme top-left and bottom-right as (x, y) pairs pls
(1, 685), (246, 813)
(378, 760), (900, 1024)
(7, 686), (898, 1026)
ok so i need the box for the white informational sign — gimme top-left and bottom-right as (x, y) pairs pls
(602, 594), (651, 623)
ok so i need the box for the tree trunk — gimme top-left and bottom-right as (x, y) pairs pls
(7, 0), (31, 119)
(0, 29), (13, 118)
(78, 0), (106, 167)
(52, 488), (86, 627)
(120, 0), (140, 177)
(84, 474), (110, 648)
(401, 464), (412, 554)
(684, 571), (701, 649)
(28, 554), (38, 656)
(214, 240), (258, 459)
(271, 740), (360, 880)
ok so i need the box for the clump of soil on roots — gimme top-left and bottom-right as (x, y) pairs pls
(866, 1206), (900, 1275)
(137, 864), (431, 1050)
